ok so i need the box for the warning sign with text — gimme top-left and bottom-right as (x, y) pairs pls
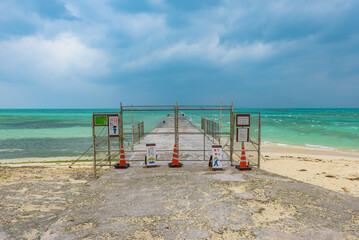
(108, 116), (119, 137)
(212, 145), (223, 169)
(146, 144), (156, 166)
(236, 128), (249, 142)
(236, 114), (250, 127)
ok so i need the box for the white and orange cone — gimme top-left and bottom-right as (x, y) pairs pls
(235, 146), (251, 171)
(168, 144), (183, 168)
(114, 145), (130, 169)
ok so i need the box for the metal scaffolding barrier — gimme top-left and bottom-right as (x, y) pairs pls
(91, 103), (261, 177)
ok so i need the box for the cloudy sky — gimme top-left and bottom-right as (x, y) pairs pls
(0, 0), (358, 108)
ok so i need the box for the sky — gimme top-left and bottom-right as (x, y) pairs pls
(0, 0), (358, 108)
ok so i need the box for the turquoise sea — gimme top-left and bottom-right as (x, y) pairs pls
(0, 109), (358, 160)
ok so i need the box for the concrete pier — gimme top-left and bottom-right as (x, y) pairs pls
(126, 114), (228, 163)
(41, 116), (359, 239)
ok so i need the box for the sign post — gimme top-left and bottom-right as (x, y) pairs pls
(236, 128), (249, 142)
(94, 115), (108, 126)
(211, 145), (223, 170)
(236, 114), (250, 127)
(145, 143), (157, 167)
(236, 114), (250, 143)
(108, 115), (119, 137)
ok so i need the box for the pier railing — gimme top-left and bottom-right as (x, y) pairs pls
(201, 117), (220, 141)
(123, 121), (144, 149)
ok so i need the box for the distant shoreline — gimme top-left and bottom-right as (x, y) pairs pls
(262, 142), (359, 158)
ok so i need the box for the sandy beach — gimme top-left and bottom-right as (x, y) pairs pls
(261, 144), (359, 197)
(0, 115), (358, 238)
(1, 144), (358, 198)
(1, 144), (359, 239)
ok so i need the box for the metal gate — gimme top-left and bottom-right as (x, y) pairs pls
(91, 103), (261, 176)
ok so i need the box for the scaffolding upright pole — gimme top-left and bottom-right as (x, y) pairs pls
(131, 104), (134, 149)
(219, 102), (222, 144)
(203, 133), (205, 161)
(175, 102), (179, 152)
(258, 114), (261, 169)
(108, 134), (111, 168)
(92, 115), (97, 177)
(120, 102), (123, 147)
(230, 102), (234, 166)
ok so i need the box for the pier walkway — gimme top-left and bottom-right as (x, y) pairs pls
(124, 114), (229, 164)
(41, 116), (359, 239)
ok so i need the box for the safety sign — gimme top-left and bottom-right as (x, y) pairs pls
(236, 128), (249, 142)
(94, 115), (108, 126)
(108, 116), (119, 136)
(236, 114), (250, 127)
(212, 145), (223, 169)
(146, 143), (156, 166)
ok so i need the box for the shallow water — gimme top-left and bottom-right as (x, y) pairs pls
(0, 108), (358, 159)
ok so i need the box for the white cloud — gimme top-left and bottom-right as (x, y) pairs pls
(63, 2), (81, 19)
(0, 0), (358, 107)
(114, 13), (168, 39)
(119, 37), (274, 71)
(0, 33), (109, 86)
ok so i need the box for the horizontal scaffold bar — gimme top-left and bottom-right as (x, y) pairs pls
(121, 132), (231, 135)
(121, 104), (231, 108)
(233, 111), (261, 114)
(122, 108), (232, 111)
(122, 105), (175, 108)
(93, 112), (120, 115)
(178, 108), (231, 111)
(178, 105), (231, 107)
(95, 149), (259, 153)
(122, 109), (174, 112)
(96, 160), (233, 163)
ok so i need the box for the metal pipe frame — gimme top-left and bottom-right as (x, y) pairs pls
(97, 159), (232, 162)
(122, 105), (175, 108)
(121, 132), (231, 135)
(93, 103), (261, 176)
(122, 104), (231, 108)
(95, 148), (261, 153)
(122, 109), (175, 112)
(232, 110), (261, 168)
(92, 115), (97, 177)
(179, 108), (231, 111)
(121, 108), (232, 112)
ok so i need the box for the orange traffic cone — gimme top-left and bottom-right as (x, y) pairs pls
(114, 145), (130, 169)
(168, 144), (183, 168)
(235, 146), (251, 171)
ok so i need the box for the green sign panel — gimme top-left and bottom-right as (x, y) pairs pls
(94, 116), (108, 126)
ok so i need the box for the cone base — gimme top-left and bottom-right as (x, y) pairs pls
(235, 165), (251, 171)
(114, 163), (130, 169)
(168, 162), (183, 168)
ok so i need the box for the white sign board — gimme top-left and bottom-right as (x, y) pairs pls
(108, 116), (119, 136)
(212, 145), (223, 169)
(236, 114), (250, 127)
(236, 128), (249, 142)
(146, 144), (156, 166)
